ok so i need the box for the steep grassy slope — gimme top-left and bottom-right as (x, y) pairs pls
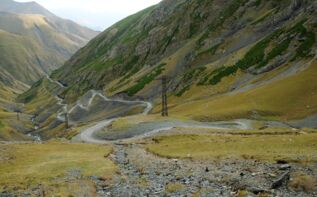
(0, 0), (97, 41)
(0, 12), (95, 86)
(0, 0), (98, 140)
(167, 59), (317, 121)
(0, 0), (98, 105)
(24, 0), (317, 127)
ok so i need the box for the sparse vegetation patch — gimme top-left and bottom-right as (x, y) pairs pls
(126, 63), (166, 96)
(146, 132), (317, 162)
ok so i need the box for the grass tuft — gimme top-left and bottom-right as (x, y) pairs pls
(289, 172), (317, 193)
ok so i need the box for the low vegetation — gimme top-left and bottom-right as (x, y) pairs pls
(289, 172), (317, 192)
(0, 120), (4, 129)
(126, 63), (166, 96)
(166, 183), (185, 193)
(198, 19), (316, 86)
(198, 0), (248, 45)
(0, 142), (117, 196)
(146, 131), (317, 162)
(170, 53), (317, 121)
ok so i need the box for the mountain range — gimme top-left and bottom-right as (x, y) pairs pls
(11, 0), (317, 138)
(0, 0), (98, 140)
(0, 0), (98, 106)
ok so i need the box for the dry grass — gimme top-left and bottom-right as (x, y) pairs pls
(0, 142), (117, 196)
(146, 131), (317, 162)
(109, 114), (189, 131)
(168, 60), (317, 121)
(289, 172), (317, 192)
(23, 79), (57, 114)
(166, 183), (185, 193)
(0, 119), (29, 141)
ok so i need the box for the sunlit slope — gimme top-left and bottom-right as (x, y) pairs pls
(0, 0), (98, 99)
(0, 12), (81, 85)
(169, 60), (317, 121)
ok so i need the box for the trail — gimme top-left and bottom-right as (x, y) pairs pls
(45, 74), (66, 88)
(46, 75), (248, 143)
(68, 90), (152, 115)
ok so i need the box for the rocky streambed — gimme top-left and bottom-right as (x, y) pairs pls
(93, 144), (317, 197)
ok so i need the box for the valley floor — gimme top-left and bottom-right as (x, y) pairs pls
(1, 125), (317, 196)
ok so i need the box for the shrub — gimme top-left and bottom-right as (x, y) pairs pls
(175, 85), (190, 97)
(0, 120), (4, 129)
(289, 172), (317, 193)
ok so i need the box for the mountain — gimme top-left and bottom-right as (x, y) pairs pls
(0, 0), (98, 42)
(0, 0), (98, 140)
(22, 0), (317, 129)
(0, 0), (98, 88)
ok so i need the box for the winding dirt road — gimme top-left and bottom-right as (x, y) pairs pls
(46, 75), (249, 144)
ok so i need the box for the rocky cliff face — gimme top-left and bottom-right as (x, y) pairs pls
(47, 0), (316, 101)
(24, 0), (317, 122)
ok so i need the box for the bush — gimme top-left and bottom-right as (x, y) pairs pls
(175, 85), (190, 97)
(0, 120), (4, 129)
(289, 172), (317, 193)
(209, 65), (238, 85)
(295, 32), (315, 58)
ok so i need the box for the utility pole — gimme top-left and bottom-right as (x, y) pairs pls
(161, 75), (168, 117)
(16, 111), (20, 121)
(64, 112), (69, 129)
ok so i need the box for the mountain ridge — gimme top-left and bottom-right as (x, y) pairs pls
(0, 0), (98, 88)
(0, 0), (99, 139)
(21, 0), (317, 134)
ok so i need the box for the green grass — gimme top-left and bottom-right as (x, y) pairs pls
(126, 63), (166, 96)
(0, 120), (4, 128)
(93, 57), (124, 71)
(294, 31), (316, 59)
(175, 85), (190, 97)
(17, 79), (42, 103)
(209, 65), (239, 85)
(257, 37), (292, 68)
(236, 29), (283, 70)
(287, 19), (316, 60)
(63, 4), (157, 73)
(146, 132), (317, 162)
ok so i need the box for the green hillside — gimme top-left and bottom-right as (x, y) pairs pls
(23, 0), (317, 128)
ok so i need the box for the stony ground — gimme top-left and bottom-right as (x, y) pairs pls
(94, 143), (317, 197)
